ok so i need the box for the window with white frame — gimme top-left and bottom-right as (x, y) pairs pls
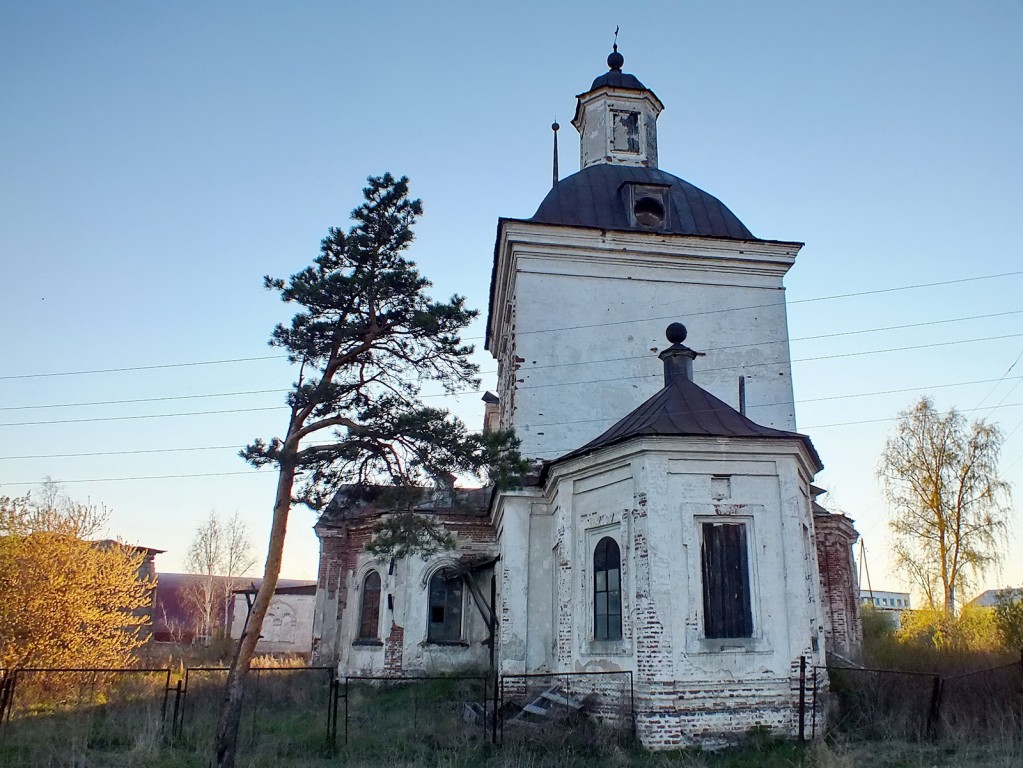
(593, 536), (623, 641)
(427, 570), (463, 643)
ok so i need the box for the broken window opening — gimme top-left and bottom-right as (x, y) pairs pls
(358, 570), (381, 640)
(428, 570), (463, 643)
(701, 522), (753, 639)
(593, 536), (623, 641)
(633, 196), (665, 227)
(612, 110), (640, 154)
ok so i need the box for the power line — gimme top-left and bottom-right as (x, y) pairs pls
(0, 389), (289, 412)
(5, 269), (1020, 381)
(504, 270), (1023, 338)
(0, 470), (268, 487)
(521, 376), (1023, 431)
(0, 445), (240, 460)
(4, 332), (1022, 428)
(509, 331), (1023, 394)
(9, 401), (1022, 485)
(521, 401), (1023, 456)
(514, 309), (1023, 374)
(0, 406), (284, 428)
(3, 307), (1019, 415)
(4, 374), (1022, 460)
(0, 355), (285, 381)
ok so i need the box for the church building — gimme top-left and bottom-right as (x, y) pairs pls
(312, 45), (860, 748)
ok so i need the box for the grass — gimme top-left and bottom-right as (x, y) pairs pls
(1, 666), (1021, 767)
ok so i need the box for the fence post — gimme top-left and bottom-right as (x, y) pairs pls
(926, 674), (943, 740)
(0, 674), (11, 727)
(630, 671), (636, 743)
(798, 656), (806, 742)
(499, 676), (505, 746)
(178, 668), (192, 740)
(491, 671), (498, 746)
(325, 676), (334, 749)
(4, 672), (19, 724)
(170, 680), (183, 739)
(331, 677), (340, 753)
(160, 669), (171, 733)
(810, 666), (818, 741)
(343, 677), (349, 747)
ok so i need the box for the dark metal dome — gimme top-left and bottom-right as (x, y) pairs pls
(530, 164), (756, 240)
(588, 69), (647, 92)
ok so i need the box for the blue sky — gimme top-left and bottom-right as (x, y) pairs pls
(2, 1), (1021, 597)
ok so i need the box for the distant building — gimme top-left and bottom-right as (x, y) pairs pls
(230, 581), (317, 658)
(153, 573), (316, 649)
(968, 588), (1022, 608)
(861, 589), (911, 611)
(92, 540), (163, 640)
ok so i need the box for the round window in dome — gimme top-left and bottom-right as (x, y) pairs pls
(634, 196), (665, 228)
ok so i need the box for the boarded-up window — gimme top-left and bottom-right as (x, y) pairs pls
(594, 537), (622, 641)
(359, 571), (381, 640)
(701, 522), (753, 639)
(612, 110), (640, 153)
(428, 570), (462, 643)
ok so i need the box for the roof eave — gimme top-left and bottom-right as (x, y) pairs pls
(540, 432), (822, 486)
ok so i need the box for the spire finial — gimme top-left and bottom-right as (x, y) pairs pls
(608, 26), (624, 71)
(551, 119), (560, 189)
(658, 321), (703, 386)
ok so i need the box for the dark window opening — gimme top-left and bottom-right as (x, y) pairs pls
(428, 570), (463, 643)
(634, 196), (665, 227)
(594, 536), (623, 641)
(358, 571), (381, 640)
(612, 110), (640, 153)
(701, 522), (753, 639)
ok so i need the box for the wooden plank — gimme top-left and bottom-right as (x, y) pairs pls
(541, 690), (582, 708)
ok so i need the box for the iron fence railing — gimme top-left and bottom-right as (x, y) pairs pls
(498, 670), (635, 748)
(810, 655), (1023, 743)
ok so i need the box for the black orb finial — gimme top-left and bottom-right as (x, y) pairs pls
(608, 46), (624, 71)
(666, 322), (688, 345)
(552, 120), (560, 132)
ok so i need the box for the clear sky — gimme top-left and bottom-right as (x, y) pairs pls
(2, 1), (1021, 599)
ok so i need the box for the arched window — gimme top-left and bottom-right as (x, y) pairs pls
(428, 570), (463, 643)
(358, 571), (381, 640)
(593, 537), (622, 641)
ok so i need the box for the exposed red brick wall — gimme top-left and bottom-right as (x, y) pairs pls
(813, 510), (862, 659)
(384, 621), (404, 675)
(315, 509), (498, 674)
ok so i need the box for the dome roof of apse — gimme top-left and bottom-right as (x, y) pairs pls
(530, 164), (757, 240)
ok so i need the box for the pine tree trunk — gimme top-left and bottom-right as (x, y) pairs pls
(212, 459), (296, 768)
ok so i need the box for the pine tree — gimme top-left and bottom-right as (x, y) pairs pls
(213, 174), (524, 768)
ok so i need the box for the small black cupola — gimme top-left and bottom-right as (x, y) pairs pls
(658, 322), (702, 386)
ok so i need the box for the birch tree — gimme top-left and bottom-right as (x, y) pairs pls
(879, 397), (1012, 616)
(184, 511), (255, 642)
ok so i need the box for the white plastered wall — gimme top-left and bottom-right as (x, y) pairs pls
(488, 223), (802, 461)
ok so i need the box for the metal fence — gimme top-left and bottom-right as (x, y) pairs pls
(0, 665), (639, 760)
(498, 670), (635, 748)
(175, 666), (337, 755)
(342, 675), (489, 754)
(812, 657), (1023, 742)
(0, 667), (172, 758)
